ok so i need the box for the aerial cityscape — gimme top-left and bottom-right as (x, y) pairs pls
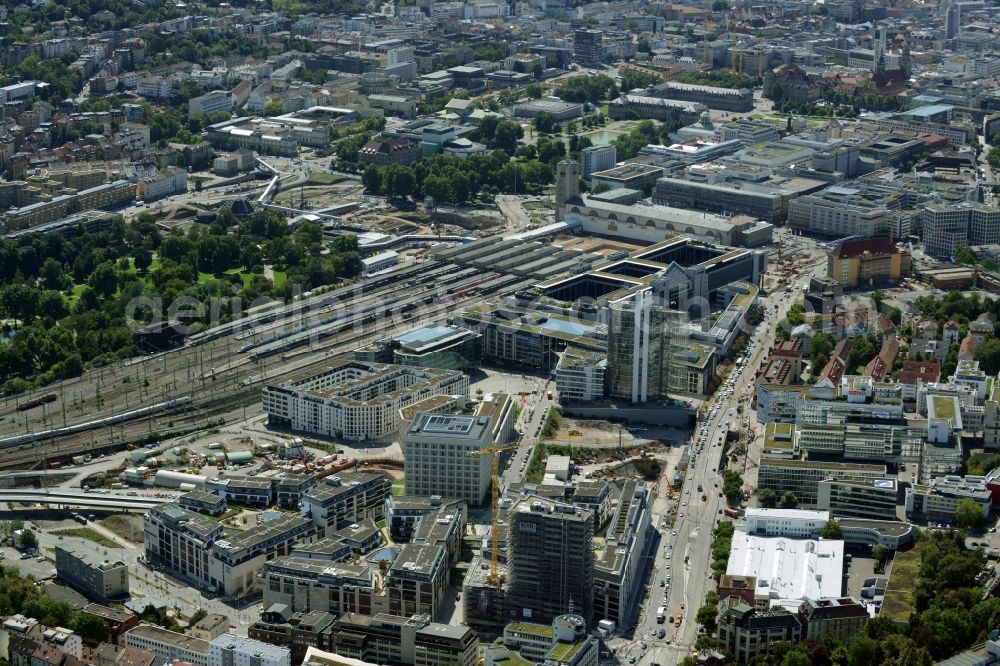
(0, 0), (999, 665)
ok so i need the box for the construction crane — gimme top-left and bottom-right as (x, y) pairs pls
(466, 442), (521, 585)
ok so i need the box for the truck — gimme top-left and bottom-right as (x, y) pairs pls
(71, 455), (87, 466)
(656, 607), (665, 623)
(546, 391), (553, 400)
(674, 614), (682, 627)
(724, 508), (741, 518)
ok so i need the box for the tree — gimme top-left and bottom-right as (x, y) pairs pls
(18, 528), (37, 551)
(72, 612), (108, 644)
(525, 82), (543, 99)
(133, 247), (153, 274)
(263, 100), (284, 116)
(533, 111), (556, 134)
(872, 543), (889, 564)
(976, 337), (1000, 375)
(722, 469), (743, 505)
(361, 164), (381, 193)
(531, 61), (544, 79)
(712, 0), (729, 9)
(955, 497), (983, 529)
(87, 261), (119, 298)
(780, 491), (799, 509)
(955, 246), (977, 265)
(821, 519), (842, 539)
(758, 488), (777, 508)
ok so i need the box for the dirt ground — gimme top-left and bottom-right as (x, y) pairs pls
(554, 235), (642, 254)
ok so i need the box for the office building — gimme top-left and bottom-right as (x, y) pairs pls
(606, 292), (692, 403)
(945, 2), (960, 39)
(357, 325), (482, 372)
(404, 401), (514, 502)
(190, 614), (229, 641)
(555, 348), (607, 402)
(123, 625), (209, 666)
(328, 613), (478, 666)
(826, 237), (910, 288)
(653, 170), (823, 223)
(905, 475), (992, 524)
(496, 614), (597, 666)
(573, 30), (603, 68)
(302, 472), (392, 535)
(143, 504), (224, 589)
(922, 203), (1000, 258)
(788, 184), (903, 238)
(742, 508), (830, 539)
(816, 477), (899, 521)
(718, 599), (804, 665)
(263, 361), (468, 441)
(593, 480), (652, 630)
(209, 634), (291, 666)
(506, 495), (594, 626)
(581, 145), (616, 181)
(726, 531), (844, 606)
(757, 458), (887, 507)
(54, 545), (129, 603)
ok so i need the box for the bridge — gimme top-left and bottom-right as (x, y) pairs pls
(0, 489), (170, 511)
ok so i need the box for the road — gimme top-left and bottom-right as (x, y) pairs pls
(621, 242), (814, 666)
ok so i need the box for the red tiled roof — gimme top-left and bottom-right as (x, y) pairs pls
(897, 360), (940, 385)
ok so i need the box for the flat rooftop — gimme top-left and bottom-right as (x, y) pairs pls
(726, 531), (844, 604)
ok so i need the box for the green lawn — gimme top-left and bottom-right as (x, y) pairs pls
(271, 270), (287, 288)
(306, 172), (347, 186)
(52, 527), (119, 549)
(391, 478), (406, 496)
(881, 543), (922, 623)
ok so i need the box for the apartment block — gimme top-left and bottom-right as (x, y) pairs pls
(209, 515), (318, 597)
(328, 613), (478, 666)
(122, 625), (209, 666)
(179, 489), (227, 516)
(717, 599), (804, 665)
(54, 544), (129, 603)
(302, 472), (392, 535)
(506, 495), (594, 627)
(385, 495), (467, 543)
(143, 504), (224, 589)
(798, 598), (868, 643)
(206, 476), (273, 507)
(209, 634), (291, 666)
(384, 543), (448, 620)
(263, 361), (468, 441)
(580, 145), (616, 180)
(189, 90), (232, 115)
(248, 607), (335, 664)
(757, 458), (887, 507)
(260, 557), (377, 615)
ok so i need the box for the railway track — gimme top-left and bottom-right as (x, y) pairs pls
(0, 267), (532, 470)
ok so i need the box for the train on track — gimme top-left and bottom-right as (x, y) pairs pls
(16, 394), (57, 412)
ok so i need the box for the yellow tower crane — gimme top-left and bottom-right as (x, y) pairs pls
(466, 442), (521, 585)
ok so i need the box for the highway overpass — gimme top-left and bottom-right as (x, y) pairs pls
(0, 490), (169, 511)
